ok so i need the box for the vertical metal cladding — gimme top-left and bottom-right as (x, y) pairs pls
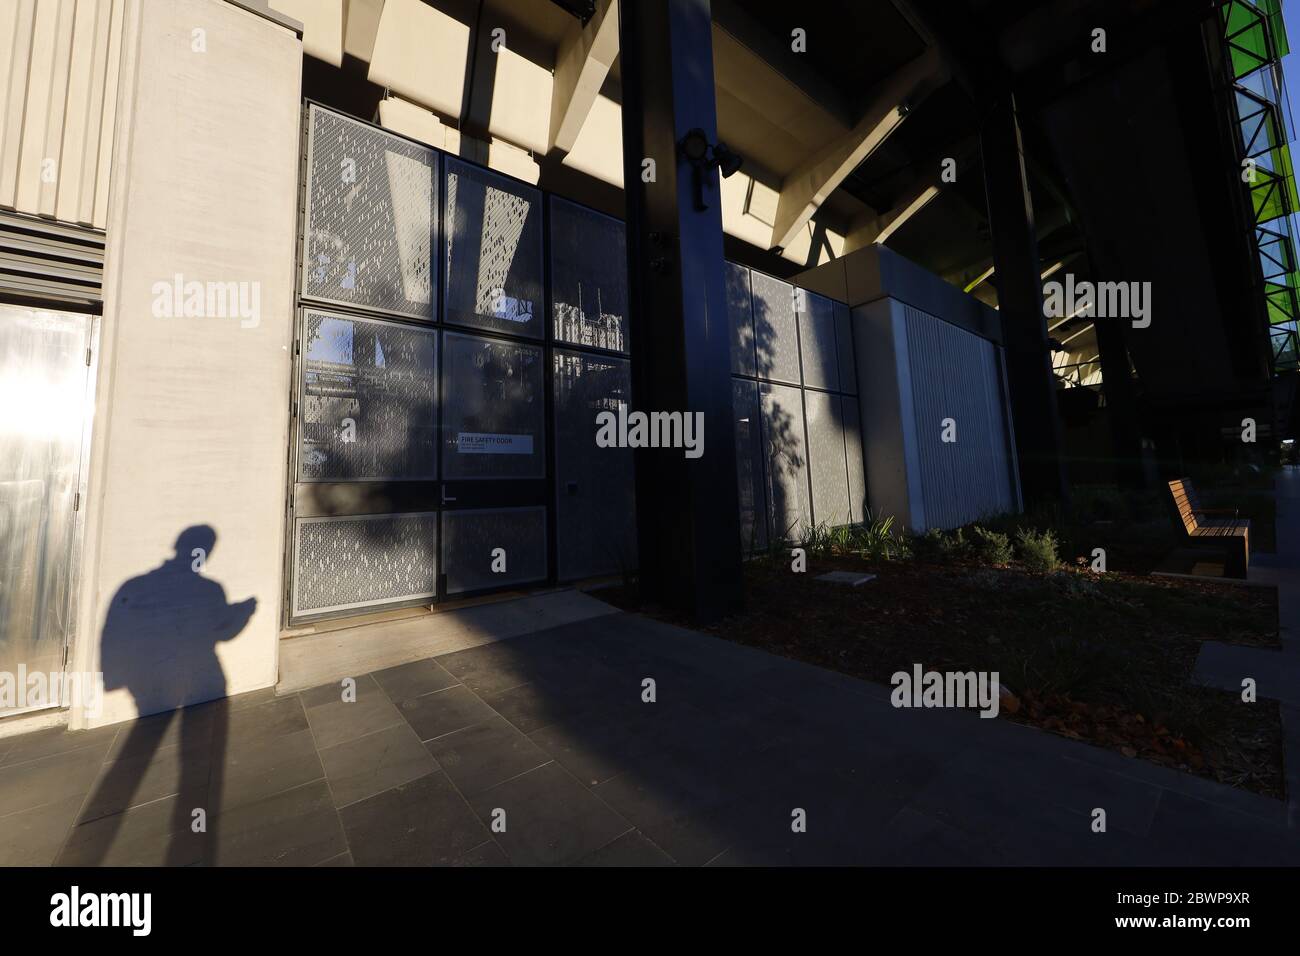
(901, 303), (1017, 528)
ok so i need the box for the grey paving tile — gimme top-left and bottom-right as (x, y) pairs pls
(453, 840), (510, 866)
(576, 830), (676, 866)
(372, 658), (460, 702)
(80, 738), (211, 823)
(105, 705), (214, 762)
(0, 724), (118, 768)
(339, 771), (489, 866)
(223, 694), (309, 747)
(1145, 790), (1300, 866)
(397, 685), (498, 742)
(0, 794), (83, 866)
(210, 779), (347, 867)
(468, 763), (632, 866)
(424, 715), (550, 796)
(319, 721), (438, 808)
(0, 744), (110, 819)
(857, 807), (1006, 867)
(477, 674), (627, 735)
(58, 791), (207, 867)
(302, 674), (403, 749)
(210, 727), (324, 814)
(315, 851), (354, 867)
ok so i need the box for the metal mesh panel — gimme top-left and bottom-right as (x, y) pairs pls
(551, 198), (629, 352)
(302, 106), (437, 319)
(760, 382), (811, 541)
(444, 158), (544, 340)
(798, 291), (840, 391)
(805, 389), (851, 527)
(727, 261), (756, 375)
(442, 332), (545, 479)
(750, 269), (801, 385)
(293, 513), (438, 616)
(298, 310), (437, 481)
(553, 350), (637, 579)
(732, 377), (768, 551)
(442, 507), (547, 594)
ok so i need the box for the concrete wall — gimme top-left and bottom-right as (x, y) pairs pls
(70, 0), (302, 728)
(0, 0), (127, 229)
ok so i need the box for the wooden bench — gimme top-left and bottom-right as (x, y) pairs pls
(1167, 478), (1250, 577)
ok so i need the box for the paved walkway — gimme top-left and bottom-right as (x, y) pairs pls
(1193, 467), (1300, 825)
(3, 597), (1298, 866)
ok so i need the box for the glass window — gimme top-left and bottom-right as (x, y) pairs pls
(441, 331), (545, 479)
(551, 198), (629, 352)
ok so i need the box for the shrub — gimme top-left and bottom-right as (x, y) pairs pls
(938, 527), (969, 560)
(1015, 527), (1061, 572)
(970, 526), (1014, 565)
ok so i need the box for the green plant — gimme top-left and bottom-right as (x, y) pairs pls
(938, 527), (970, 560)
(970, 526), (1014, 565)
(853, 511), (907, 561)
(1015, 527), (1060, 572)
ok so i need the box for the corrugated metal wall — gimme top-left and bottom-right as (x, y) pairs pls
(901, 303), (1017, 528)
(0, 0), (125, 230)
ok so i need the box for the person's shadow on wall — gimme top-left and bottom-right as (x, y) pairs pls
(77, 525), (255, 866)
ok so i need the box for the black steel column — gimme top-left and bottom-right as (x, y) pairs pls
(1093, 314), (1146, 489)
(981, 94), (1070, 507)
(618, 0), (744, 621)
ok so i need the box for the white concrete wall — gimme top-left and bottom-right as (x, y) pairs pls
(70, 0), (302, 728)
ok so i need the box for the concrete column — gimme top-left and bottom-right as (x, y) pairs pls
(981, 94), (1069, 507)
(70, 0), (303, 727)
(618, 0), (744, 622)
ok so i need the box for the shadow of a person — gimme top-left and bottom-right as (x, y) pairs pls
(78, 525), (255, 866)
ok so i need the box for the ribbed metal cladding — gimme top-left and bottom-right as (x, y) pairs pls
(902, 304), (1016, 528)
(0, 210), (104, 307)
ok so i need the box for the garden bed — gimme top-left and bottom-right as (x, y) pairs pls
(602, 549), (1284, 799)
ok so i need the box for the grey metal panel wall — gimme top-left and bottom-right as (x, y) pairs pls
(805, 389), (851, 526)
(732, 377), (768, 550)
(726, 260), (756, 376)
(760, 382), (812, 540)
(750, 269), (801, 385)
(834, 301), (856, 394)
(842, 396), (867, 523)
(798, 290), (839, 391)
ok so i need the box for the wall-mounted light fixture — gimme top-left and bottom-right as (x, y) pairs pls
(678, 128), (745, 211)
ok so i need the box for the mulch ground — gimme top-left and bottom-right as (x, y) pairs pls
(600, 556), (1285, 799)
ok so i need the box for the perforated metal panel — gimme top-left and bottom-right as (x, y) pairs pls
(553, 350), (636, 579)
(292, 513), (438, 616)
(298, 310), (437, 481)
(442, 332), (545, 479)
(302, 105), (437, 319)
(834, 301), (857, 394)
(750, 269), (802, 385)
(732, 378), (768, 551)
(442, 507), (547, 594)
(727, 261), (756, 375)
(551, 198), (629, 352)
(843, 396), (867, 523)
(444, 158), (544, 339)
(805, 390), (851, 527)
(798, 291), (840, 391)
(760, 382), (812, 541)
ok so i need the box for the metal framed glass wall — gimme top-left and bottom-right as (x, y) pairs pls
(288, 104), (636, 624)
(727, 262), (864, 548)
